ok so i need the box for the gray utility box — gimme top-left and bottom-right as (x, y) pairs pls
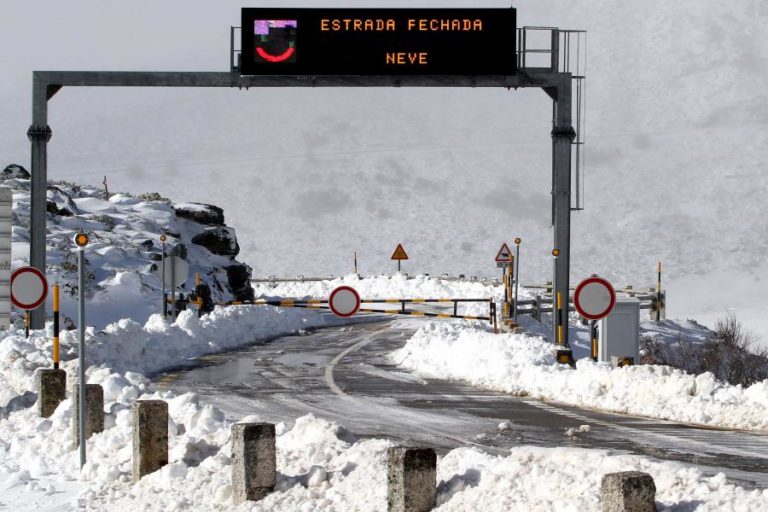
(598, 297), (640, 364)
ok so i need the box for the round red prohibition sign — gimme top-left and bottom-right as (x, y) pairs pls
(329, 286), (361, 318)
(11, 266), (49, 310)
(573, 276), (616, 321)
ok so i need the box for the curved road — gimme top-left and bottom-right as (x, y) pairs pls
(153, 320), (768, 489)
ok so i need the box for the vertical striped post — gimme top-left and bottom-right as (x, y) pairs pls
(513, 238), (521, 322)
(590, 320), (597, 361)
(655, 261), (662, 322)
(557, 291), (564, 345)
(551, 249), (560, 344)
(53, 283), (60, 369)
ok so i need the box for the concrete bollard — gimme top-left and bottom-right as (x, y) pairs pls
(132, 400), (168, 482)
(71, 384), (104, 445)
(387, 446), (436, 512)
(601, 471), (657, 512)
(231, 423), (276, 505)
(37, 368), (66, 417)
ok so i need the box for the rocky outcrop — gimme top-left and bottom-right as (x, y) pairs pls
(226, 264), (254, 302)
(191, 227), (239, 257)
(1, 164), (30, 180)
(46, 186), (79, 217)
(173, 203), (224, 226)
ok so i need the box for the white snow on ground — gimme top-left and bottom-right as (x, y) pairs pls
(392, 322), (768, 432)
(0, 288), (764, 509)
(2, 374), (767, 511)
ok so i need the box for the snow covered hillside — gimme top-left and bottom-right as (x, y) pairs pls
(3, 165), (255, 329)
(2, 0), (764, 339)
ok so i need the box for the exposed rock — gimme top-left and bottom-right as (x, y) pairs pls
(173, 203), (224, 226)
(46, 186), (79, 217)
(226, 264), (254, 302)
(1, 164), (30, 180)
(169, 243), (188, 260)
(192, 227), (239, 257)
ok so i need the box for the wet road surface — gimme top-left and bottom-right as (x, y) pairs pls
(153, 320), (768, 489)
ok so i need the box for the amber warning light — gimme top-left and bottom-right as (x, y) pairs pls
(241, 7), (516, 76)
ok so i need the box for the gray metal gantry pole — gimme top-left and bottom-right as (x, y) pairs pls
(28, 75), (56, 329)
(548, 75), (576, 348)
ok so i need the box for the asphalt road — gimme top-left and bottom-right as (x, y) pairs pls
(153, 320), (768, 489)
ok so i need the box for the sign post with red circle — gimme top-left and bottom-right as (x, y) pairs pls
(329, 286), (361, 318)
(574, 276), (616, 321)
(11, 266), (48, 310)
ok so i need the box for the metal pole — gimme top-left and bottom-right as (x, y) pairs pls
(354, 251), (357, 274)
(513, 240), (521, 322)
(551, 76), (575, 348)
(77, 247), (86, 467)
(28, 75), (51, 330)
(590, 320), (597, 361)
(161, 238), (166, 319)
(170, 256), (176, 320)
(656, 260), (662, 322)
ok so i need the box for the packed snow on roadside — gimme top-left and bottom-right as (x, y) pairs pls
(392, 322), (768, 432)
(3, 375), (767, 511)
(0, 293), (765, 509)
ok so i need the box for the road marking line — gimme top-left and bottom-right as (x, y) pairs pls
(324, 326), (390, 397)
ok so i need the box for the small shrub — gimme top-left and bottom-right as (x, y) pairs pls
(641, 314), (768, 386)
(137, 192), (171, 203)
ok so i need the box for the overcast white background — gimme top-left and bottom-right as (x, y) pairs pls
(2, 1), (767, 340)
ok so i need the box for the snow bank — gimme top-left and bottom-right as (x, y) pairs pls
(3, 390), (766, 512)
(392, 322), (768, 431)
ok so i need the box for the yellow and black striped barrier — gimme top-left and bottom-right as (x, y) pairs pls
(52, 283), (60, 369)
(193, 296), (497, 328)
(357, 307), (491, 322)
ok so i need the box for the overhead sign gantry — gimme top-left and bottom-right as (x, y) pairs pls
(27, 8), (584, 347)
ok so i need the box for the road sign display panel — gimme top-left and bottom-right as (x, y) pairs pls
(495, 243), (512, 262)
(574, 276), (616, 321)
(391, 244), (409, 260)
(329, 286), (361, 317)
(11, 266), (48, 310)
(241, 8), (516, 76)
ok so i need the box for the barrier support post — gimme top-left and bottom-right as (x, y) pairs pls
(53, 283), (60, 369)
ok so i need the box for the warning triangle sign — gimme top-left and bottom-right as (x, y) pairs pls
(495, 243), (513, 263)
(391, 244), (409, 260)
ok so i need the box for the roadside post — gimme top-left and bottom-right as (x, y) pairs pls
(170, 256), (176, 319)
(354, 251), (358, 274)
(53, 283), (60, 369)
(74, 232), (89, 467)
(391, 244), (408, 273)
(513, 238), (521, 323)
(160, 234), (166, 318)
(551, 249), (559, 346)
